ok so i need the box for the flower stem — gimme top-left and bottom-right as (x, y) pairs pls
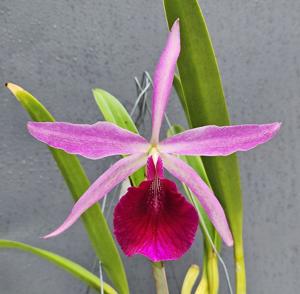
(151, 262), (169, 294)
(235, 240), (246, 294)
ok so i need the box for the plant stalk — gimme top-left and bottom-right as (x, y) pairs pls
(152, 262), (169, 294)
(235, 241), (246, 294)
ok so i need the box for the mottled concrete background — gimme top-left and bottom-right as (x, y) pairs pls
(0, 0), (299, 293)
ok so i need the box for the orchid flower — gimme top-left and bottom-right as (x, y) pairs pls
(27, 20), (280, 262)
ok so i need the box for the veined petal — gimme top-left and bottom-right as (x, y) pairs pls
(151, 20), (180, 144)
(28, 121), (149, 159)
(159, 123), (281, 156)
(43, 153), (147, 238)
(160, 153), (233, 246)
(114, 178), (198, 261)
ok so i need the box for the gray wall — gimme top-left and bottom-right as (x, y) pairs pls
(0, 0), (299, 293)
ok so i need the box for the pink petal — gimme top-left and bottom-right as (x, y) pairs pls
(151, 20), (180, 144)
(160, 153), (233, 246)
(114, 178), (198, 262)
(28, 121), (149, 160)
(43, 153), (147, 238)
(159, 123), (281, 156)
(146, 156), (164, 180)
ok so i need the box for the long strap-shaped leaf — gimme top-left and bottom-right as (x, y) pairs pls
(163, 1), (246, 293)
(6, 83), (129, 294)
(0, 240), (116, 294)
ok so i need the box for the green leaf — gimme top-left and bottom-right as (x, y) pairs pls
(93, 88), (145, 186)
(173, 75), (191, 127)
(93, 88), (138, 133)
(0, 240), (117, 294)
(6, 83), (129, 294)
(164, 1), (246, 292)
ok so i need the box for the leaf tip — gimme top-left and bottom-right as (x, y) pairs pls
(92, 88), (103, 101)
(5, 82), (24, 100)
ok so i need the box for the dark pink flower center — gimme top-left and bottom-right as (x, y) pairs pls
(147, 177), (164, 212)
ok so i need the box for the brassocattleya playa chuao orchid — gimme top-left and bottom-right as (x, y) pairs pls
(26, 20), (280, 261)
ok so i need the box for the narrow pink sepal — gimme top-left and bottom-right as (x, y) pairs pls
(43, 153), (147, 238)
(114, 178), (198, 261)
(28, 121), (149, 159)
(161, 153), (233, 246)
(151, 20), (180, 144)
(159, 123), (281, 156)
